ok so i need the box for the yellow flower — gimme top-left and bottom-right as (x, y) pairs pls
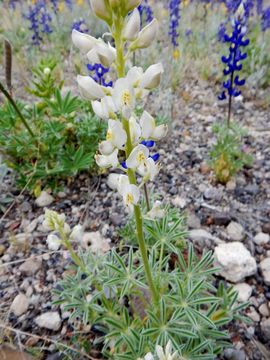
(58, 1), (65, 12)
(77, 0), (84, 5)
(173, 48), (180, 60)
(182, 0), (189, 7)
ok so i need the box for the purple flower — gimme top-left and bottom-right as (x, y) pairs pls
(169, 0), (181, 48)
(261, 7), (270, 31)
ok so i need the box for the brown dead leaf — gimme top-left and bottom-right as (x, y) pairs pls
(0, 345), (33, 360)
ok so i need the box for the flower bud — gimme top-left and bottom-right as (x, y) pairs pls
(77, 75), (105, 100)
(130, 19), (158, 50)
(43, 67), (51, 75)
(141, 63), (164, 89)
(90, 0), (112, 24)
(72, 29), (98, 53)
(125, 0), (141, 13)
(87, 42), (116, 68)
(46, 234), (61, 251)
(123, 8), (140, 41)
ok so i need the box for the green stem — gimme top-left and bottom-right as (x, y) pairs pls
(0, 81), (35, 138)
(113, 16), (159, 304)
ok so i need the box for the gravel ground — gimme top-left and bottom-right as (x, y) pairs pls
(0, 79), (270, 360)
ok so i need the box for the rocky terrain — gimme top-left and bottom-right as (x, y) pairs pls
(0, 79), (270, 360)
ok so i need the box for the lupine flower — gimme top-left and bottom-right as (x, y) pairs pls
(257, 0), (263, 15)
(139, 341), (179, 360)
(47, 234), (61, 251)
(72, 18), (89, 33)
(87, 63), (113, 87)
(217, 22), (227, 42)
(218, 4), (249, 101)
(261, 7), (270, 31)
(25, 1), (53, 45)
(50, 0), (59, 13)
(65, 0), (73, 10)
(169, 0), (181, 59)
(138, 0), (154, 26)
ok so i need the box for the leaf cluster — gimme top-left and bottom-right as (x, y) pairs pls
(209, 122), (253, 184)
(55, 212), (248, 360)
(0, 60), (106, 192)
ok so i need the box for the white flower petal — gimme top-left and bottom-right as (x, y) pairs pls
(141, 63), (164, 89)
(95, 149), (118, 168)
(129, 116), (141, 145)
(99, 140), (115, 155)
(126, 144), (149, 169)
(77, 75), (105, 100)
(107, 173), (121, 190)
(152, 124), (168, 140)
(133, 18), (158, 49)
(90, 0), (111, 22)
(140, 111), (155, 139)
(46, 234), (61, 251)
(123, 8), (141, 41)
(72, 29), (97, 53)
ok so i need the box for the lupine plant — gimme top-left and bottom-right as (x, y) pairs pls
(210, 3), (252, 184)
(169, 0), (181, 60)
(45, 1), (249, 359)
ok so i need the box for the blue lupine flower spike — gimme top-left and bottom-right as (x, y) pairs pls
(218, 3), (249, 126)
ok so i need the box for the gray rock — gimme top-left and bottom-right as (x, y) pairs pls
(187, 213), (201, 229)
(214, 242), (257, 282)
(189, 229), (223, 245)
(19, 258), (42, 276)
(10, 293), (29, 316)
(227, 221), (245, 241)
(261, 318), (270, 340)
(260, 258), (270, 285)
(35, 312), (61, 331)
(203, 187), (223, 201)
(224, 348), (246, 360)
(247, 307), (260, 322)
(172, 196), (187, 208)
(254, 232), (270, 245)
(258, 303), (270, 317)
(233, 283), (252, 302)
(35, 191), (54, 207)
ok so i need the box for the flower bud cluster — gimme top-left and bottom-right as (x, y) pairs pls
(72, 1), (167, 214)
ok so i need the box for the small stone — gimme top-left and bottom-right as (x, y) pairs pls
(35, 191), (54, 207)
(203, 187), (223, 201)
(247, 307), (260, 322)
(260, 258), (270, 285)
(261, 318), (270, 340)
(187, 213), (201, 229)
(200, 162), (211, 174)
(189, 229), (223, 245)
(226, 180), (236, 191)
(19, 258), (42, 276)
(10, 293), (29, 316)
(259, 303), (270, 317)
(172, 196), (187, 208)
(111, 214), (122, 226)
(212, 213), (231, 226)
(214, 242), (257, 282)
(57, 191), (66, 199)
(35, 312), (61, 331)
(224, 348), (246, 360)
(262, 223), (270, 235)
(0, 245), (5, 256)
(227, 221), (245, 241)
(233, 283), (252, 302)
(254, 232), (270, 245)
